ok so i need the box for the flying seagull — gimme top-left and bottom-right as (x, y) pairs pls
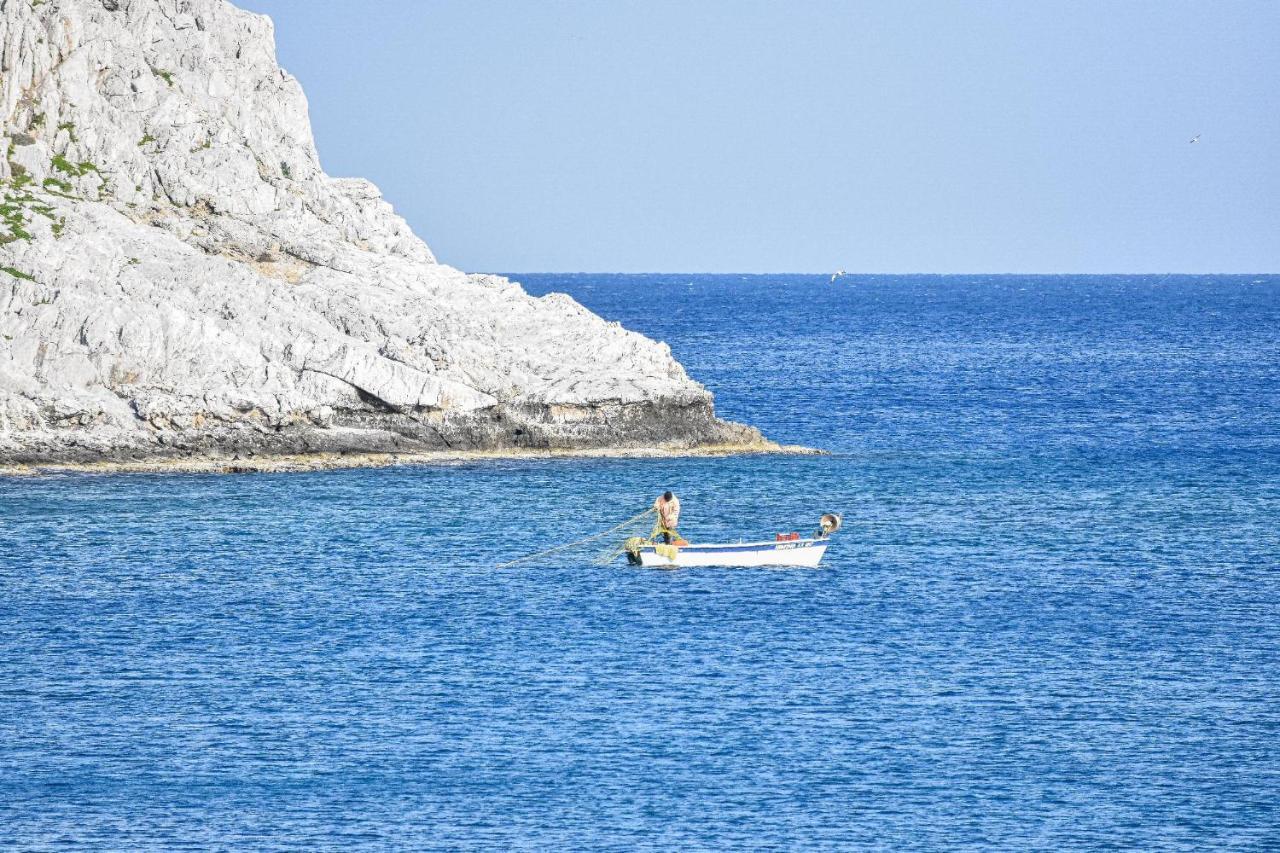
(1189, 134), (1200, 144)
(830, 268), (847, 284)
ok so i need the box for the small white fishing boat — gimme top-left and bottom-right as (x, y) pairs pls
(632, 537), (831, 568)
(625, 513), (841, 569)
(498, 513), (842, 571)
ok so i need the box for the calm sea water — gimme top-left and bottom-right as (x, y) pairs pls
(3, 274), (1279, 849)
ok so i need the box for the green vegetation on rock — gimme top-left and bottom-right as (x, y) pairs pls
(2, 266), (34, 281)
(0, 193), (34, 244)
(51, 154), (78, 175)
(0, 164), (74, 242)
(60, 155), (109, 197)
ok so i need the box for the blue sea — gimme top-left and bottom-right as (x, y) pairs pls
(2, 274), (1279, 850)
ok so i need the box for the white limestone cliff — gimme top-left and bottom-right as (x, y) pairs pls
(0, 0), (761, 465)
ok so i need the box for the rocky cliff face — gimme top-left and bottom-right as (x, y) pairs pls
(0, 0), (760, 466)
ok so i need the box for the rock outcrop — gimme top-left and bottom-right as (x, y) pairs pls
(0, 0), (761, 466)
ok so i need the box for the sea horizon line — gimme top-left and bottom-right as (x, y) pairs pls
(490, 271), (1277, 278)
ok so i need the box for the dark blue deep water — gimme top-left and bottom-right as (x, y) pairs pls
(3, 274), (1279, 850)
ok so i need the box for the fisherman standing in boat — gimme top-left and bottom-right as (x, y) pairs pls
(652, 491), (681, 544)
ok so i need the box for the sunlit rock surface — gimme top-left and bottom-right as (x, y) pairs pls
(0, 0), (761, 465)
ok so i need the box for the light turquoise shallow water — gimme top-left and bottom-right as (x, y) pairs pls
(2, 275), (1278, 849)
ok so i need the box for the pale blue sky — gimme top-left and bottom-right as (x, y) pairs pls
(237, 0), (1278, 273)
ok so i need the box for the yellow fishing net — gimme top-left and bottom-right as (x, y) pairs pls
(654, 544), (680, 561)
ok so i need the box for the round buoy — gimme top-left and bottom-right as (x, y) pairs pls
(819, 513), (842, 535)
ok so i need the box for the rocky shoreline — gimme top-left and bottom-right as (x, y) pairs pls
(0, 440), (824, 478)
(0, 396), (806, 473)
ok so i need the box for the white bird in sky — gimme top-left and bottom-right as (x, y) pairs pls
(1189, 134), (1201, 144)
(830, 269), (847, 284)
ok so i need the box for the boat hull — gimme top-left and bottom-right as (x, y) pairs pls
(636, 538), (829, 568)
